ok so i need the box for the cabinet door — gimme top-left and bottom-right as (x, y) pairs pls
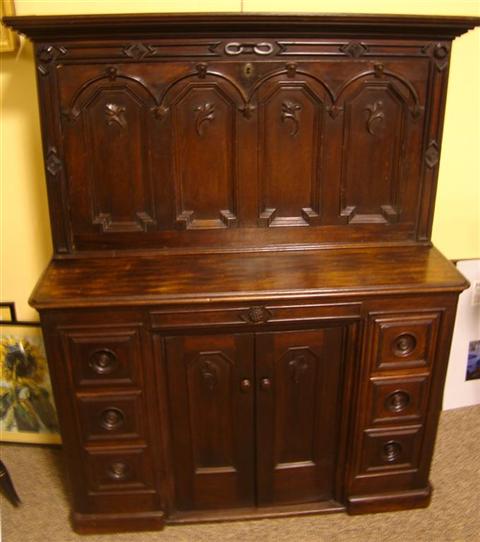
(165, 333), (255, 510)
(255, 327), (345, 505)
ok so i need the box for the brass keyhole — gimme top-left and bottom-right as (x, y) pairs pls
(243, 63), (254, 78)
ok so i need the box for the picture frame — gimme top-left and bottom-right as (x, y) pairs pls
(0, 303), (61, 444)
(0, 0), (19, 54)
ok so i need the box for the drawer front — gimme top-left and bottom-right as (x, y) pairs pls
(370, 312), (441, 372)
(368, 375), (429, 425)
(150, 302), (361, 329)
(359, 426), (423, 475)
(84, 446), (154, 494)
(62, 326), (143, 388)
(77, 392), (145, 442)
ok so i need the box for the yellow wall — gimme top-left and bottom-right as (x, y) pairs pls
(1, 1), (479, 322)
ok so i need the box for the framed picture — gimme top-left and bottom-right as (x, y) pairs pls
(0, 0), (19, 54)
(0, 303), (61, 444)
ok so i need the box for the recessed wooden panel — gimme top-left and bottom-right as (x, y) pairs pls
(370, 312), (441, 372)
(257, 83), (324, 227)
(77, 392), (145, 442)
(359, 426), (423, 475)
(63, 327), (143, 388)
(164, 333), (255, 510)
(85, 446), (154, 493)
(170, 85), (238, 229)
(255, 326), (345, 505)
(65, 76), (157, 234)
(369, 375), (429, 425)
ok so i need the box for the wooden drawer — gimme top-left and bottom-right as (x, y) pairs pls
(77, 391), (145, 442)
(369, 312), (441, 372)
(150, 302), (361, 329)
(84, 445), (154, 494)
(358, 426), (423, 475)
(368, 375), (429, 425)
(61, 326), (143, 388)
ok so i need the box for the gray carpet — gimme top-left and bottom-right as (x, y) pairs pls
(1, 405), (479, 542)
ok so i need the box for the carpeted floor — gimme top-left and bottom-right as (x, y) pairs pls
(1, 405), (479, 542)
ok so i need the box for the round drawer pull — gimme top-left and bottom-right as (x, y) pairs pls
(100, 408), (125, 431)
(107, 461), (130, 481)
(89, 349), (118, 375)
(392, 333), (416, 357)
(385, 390), (410, 413)
(382, 441), (402, 463)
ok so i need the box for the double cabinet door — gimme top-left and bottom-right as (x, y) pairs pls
(163, 325), (347, 511)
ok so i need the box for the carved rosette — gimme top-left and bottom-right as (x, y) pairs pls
(340, 41), (368, 58)
(424, 140), (440, 168)
(37, 45), (68, 75)
(45, 147), (62, 176)
(123, 43), (157, 60)
(423, 42), (450, 71)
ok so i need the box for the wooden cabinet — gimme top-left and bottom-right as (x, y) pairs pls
(4, 12), (478, 535)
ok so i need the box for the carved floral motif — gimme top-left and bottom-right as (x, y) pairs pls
(193, 102), (216, 136)
(365, 100), (385, 136)
(281, 101), (302, 136)
(105, 103), (127, 128)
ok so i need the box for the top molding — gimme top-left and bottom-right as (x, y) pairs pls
(3, 13), (480, 42)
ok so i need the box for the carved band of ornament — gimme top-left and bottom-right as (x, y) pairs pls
(45, 147), (62, 176)
(340, 41), (368, 58)
(193, 102), (216, 136)
(365, 100), (385, 136)
(281, 101), (302, 136)
(122, 43), (157, 60)
(105, 103), (127, 128)
(225, 41), (274, 56)
(199, 360), (218, 392)
(424, 140), (440, 168)
(37, 45), (68, 75)
(422, 43), (450, 71)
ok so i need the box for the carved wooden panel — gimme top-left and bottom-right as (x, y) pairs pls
(338, 66), (422, 224)
(255, 326), (345, 505)
(256, 76), (327, 227)
(64, 70), (157, 234)
(164, 333), (255, 510)
(166, 82), (239, 230)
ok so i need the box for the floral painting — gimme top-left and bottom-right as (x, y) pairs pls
(0, 329), (61, 444)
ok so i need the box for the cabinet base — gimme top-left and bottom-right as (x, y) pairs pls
(167, 500), (345, 525)
(72, 510), (166, 534)
(347, 484), (432, 515)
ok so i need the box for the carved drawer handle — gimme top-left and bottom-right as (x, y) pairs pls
(89, 349), (118, 375)
(100, 408), (125, 431)
(382, 441), (402, 463)
(107, 461), (130, 481)
(385, 390), (410, 413)
(241, 306), (271, 324)
(392, 333), (417, 357)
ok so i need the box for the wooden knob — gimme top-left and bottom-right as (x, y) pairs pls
(260, 378), (272, 391)
(100, 408), (125, 430)
(240, 379), (251, 392)
(107, 461), (129, 481)
(89, 349), (117, 375)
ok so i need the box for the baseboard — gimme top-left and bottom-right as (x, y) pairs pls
(347, 484), (432, 514)
(72, 509), (166, 534)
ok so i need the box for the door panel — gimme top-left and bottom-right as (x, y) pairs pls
(255, 327), (345, 505)
(165, 333), (255, 510)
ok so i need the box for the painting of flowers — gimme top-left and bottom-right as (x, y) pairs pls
(1, 329), (60, 444)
